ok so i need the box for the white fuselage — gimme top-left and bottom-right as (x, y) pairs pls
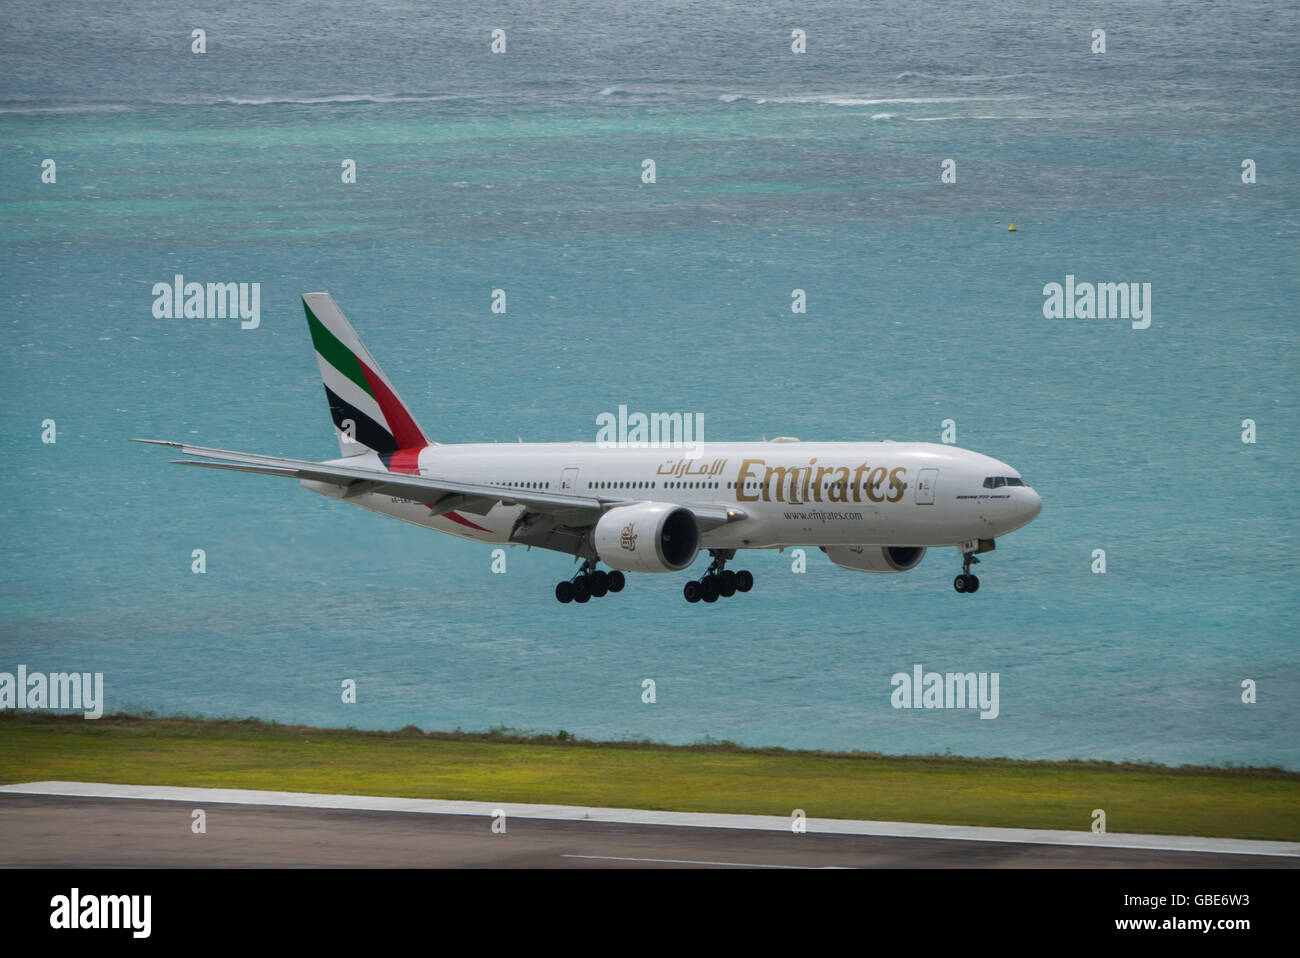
(305, 440), (1042, 552)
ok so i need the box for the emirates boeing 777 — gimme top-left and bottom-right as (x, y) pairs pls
(135, 293), (1041, 604)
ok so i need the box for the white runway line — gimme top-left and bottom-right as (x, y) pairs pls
(2, 781), (1296, 858)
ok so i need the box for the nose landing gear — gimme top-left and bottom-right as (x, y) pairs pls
(953, 551), (981, 594)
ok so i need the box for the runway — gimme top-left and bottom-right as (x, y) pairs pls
(1, 783), (1296, 868)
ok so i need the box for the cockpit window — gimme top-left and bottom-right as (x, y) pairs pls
(983, 476), (1025, 488)
(1005, 477), (1025, 487)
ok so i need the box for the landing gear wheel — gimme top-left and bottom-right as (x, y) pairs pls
(588, 570), (609, 598)
(607, 570), (625, 593)
(555, 581), (574, 603)
(699, 551), (744, 601)
(683, 580), (702, 603)
(572, 576), (591, 602)
(955, 552), (982, 595)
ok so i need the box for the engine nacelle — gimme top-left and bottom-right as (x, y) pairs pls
(593, 503), (700, 573)
(822, 545), (927, 573)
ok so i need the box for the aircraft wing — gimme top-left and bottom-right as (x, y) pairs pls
(131, 440), (747, 531)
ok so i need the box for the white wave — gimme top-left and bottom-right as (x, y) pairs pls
(727, 93), (1028, 107)
(824, 94), (1026, 106)
(870, 112), (895, 120)
(907, 114), (1051, 122)
(2, 87), (1037, 116)
(1, 93), (472, 113)
(0, 102), (134, 114)
(211, 92), (454, 106)
(896, 71), (1029, 82)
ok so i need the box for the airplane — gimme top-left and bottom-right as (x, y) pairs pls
(134, 293), (1042, 604)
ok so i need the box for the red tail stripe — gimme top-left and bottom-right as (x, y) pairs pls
(387, 448), (422, 475)
(357, 359), (427, 450)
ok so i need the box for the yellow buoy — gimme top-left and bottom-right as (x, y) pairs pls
(1008, 222), (1017, 231)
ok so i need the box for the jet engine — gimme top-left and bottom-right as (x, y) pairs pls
(821, 545), (927, 573)
(593, 503), (700, 573)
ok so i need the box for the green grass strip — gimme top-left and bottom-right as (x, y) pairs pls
(2, 713), (1296, 841)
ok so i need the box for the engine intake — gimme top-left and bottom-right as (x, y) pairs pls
(821, 545), (927, 573)
(594, 503), (700, 573)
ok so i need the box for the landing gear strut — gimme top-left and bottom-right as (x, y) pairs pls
(684, 550), (754, 604)
(953, 552), (981, 594)
(555, 559), (625, 604)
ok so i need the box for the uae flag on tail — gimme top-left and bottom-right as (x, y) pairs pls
(301, 292), (429, 465)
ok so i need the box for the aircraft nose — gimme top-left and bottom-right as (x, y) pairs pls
(1022, 487), (1042, 522)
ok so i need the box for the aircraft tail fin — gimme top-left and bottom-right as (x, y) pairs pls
(301, 292), (431, 458)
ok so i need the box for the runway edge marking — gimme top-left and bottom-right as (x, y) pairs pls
(2, 781), (1295, 858)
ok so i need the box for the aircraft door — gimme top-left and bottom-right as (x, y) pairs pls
(560, 467), (579, 492)
(915, 468), (938, 505)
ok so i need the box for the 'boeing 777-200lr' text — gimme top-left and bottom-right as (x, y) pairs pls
(136, 294), (1042, 604)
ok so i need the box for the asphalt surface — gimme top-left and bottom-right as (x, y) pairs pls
(2, 794), (1295, 868)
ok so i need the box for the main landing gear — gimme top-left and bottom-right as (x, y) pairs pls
(953, 551), (981, 594)
(684, 551), (754, 604)
(555, 559), (625, 604)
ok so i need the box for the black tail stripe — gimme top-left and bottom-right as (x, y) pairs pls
(323, 384), (399, 454)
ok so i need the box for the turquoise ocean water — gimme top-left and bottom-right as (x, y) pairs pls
(2, 1), (1297, 767)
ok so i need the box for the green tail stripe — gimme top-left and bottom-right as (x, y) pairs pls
(304, 302), (373, 397)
